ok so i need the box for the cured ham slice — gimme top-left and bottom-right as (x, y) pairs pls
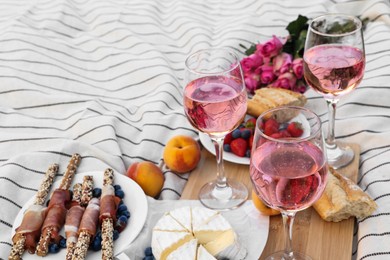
(78, 198), (100, 236)
(72, 198), (101, 260)
(8, 163), (58, 260)
(36, 153), (81, 257)
(13, 205), (47, 253)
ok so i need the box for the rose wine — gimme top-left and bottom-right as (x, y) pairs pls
(304, 44), (365, 99)
(183, 76), (247, 136)
(250, 141), (327, 211)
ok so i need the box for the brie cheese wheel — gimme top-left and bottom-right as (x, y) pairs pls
(151, 206), (247, 260)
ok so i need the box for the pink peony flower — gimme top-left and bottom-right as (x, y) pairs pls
(256, 36), (283, 58)
(259, 65), (275, 84)
(273, 52), (292, 75)
(292, 58), (304, 79)
(241, 53), (263, 73)
(272, 72), (297, 90)
(244, 73), (261, 93)
(292, 80), (307, 93)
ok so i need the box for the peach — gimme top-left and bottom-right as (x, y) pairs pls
(126, 161), (164, 198)
(163, 135), (201, 173)
(252, 190), (280, 216)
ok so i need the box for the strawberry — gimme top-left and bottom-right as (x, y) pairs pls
(224, 132), (233, 145)
(248, 135), (254, 149)
(230, 138), (248, 157)
(264, 118), (280, 136)
(287, 122), (304, 137)
(270, 132), (283, 139)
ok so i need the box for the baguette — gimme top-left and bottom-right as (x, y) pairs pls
(313, 167), (377, 222)
(247, 87), (307, 118)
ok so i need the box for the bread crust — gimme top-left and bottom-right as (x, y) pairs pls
(247, 87), (307, 118)
(313, 167), (377, 222)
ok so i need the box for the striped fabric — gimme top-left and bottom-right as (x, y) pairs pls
(0, 0), (389, 259)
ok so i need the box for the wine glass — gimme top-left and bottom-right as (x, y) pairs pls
(250, 106), (328, 260)
(183, 48), (248, 210)
(303, 13), (365, 169)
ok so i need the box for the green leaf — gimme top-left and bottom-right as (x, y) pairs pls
(286, 15), (309, 39)
(240, 43), (257, 56)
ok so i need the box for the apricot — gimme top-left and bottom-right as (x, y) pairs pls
(252, 190), (280, 216)
(163, 135), (201, 173)
(126, 161), (164, 198)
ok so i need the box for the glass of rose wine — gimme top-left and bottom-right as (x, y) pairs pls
(250, 106), (328, 260)
(183, 48), (248, 210)
(303, 13), (365, 169)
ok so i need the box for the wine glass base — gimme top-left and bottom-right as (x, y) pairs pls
(198, 179), (248, 211)
(326, 142), (355, 169)
(265, 250), (312, 260)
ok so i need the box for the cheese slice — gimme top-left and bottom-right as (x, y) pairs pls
(193, 211), (232, 244)
(203, 229), (236, 256)
(166, 238), (197, 260)
(154, 213), (187, 232)
(151, 231), (193, 260)
(168, 206), (192, 232)
(197, 244), (217, 260)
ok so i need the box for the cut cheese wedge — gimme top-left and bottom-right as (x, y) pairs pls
(197, 244), (217, 260)
(151, 231), (193, 260)
(166, 238), (197, 260)
(151, 206), (247, 260)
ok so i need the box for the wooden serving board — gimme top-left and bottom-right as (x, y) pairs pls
(181, 143), (360, 260)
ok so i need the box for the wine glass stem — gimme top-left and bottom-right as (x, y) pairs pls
(211, 137), (227, 188)
(326, 99), (339, 149)
(282, 211), (296, 259)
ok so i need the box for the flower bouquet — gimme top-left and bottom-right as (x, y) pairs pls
(240, 15), (309, 94)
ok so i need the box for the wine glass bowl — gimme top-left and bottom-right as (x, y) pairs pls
(183, 48), (248, 210)
(303, 13), (365, 169)
(250, 106), (328, 260)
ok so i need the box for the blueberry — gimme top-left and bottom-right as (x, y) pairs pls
(122, 210), (131, 218)
(113, 229), (119, 240)
(245, 149), (251, 158)
(115, 189), (125, 199)
(91, 235), (102, 251)
(223, 144), (231, 152)
(143, 256), (155, 260)
(46, 199), (51, 206)
(241, 129), (251, 139)
(144, 246), (153, 256)
(93, 188), (102, 198)
(232, 129), (241, 139)
(118, 215), (128, 223)
(114, 184), (122, 191)
(59, 237), (67, 248)
(116, 215), (128, 233)
(117, 204), (128, 214)
(48, 243), (60, 254)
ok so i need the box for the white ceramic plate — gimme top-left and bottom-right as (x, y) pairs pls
(199, 132), (250, 165)
(12, 171), (148, 259)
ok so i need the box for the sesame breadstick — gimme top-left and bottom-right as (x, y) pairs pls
(101, 168), (115, 260)
(36, 153), (81, 256)
(9, 163), (58, 260)
(65, 176), (93, 260)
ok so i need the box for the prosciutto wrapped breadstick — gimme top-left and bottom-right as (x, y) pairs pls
(72, 197), (100, 260)
(65, 175), (93, 260)
(8, 163), (58, 260)
(100, 168), (118, 260)
(36, 153), (81, 256)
